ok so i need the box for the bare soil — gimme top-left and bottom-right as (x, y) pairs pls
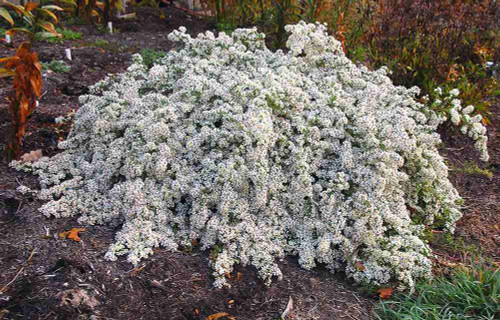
(0, 5), (498, 320)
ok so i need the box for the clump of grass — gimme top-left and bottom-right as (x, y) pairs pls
(43, 28), (83, 44)
(375, 261), (499, 320)
(42, 60), (71, 73)
(140, 48), (166, 69)
(92, 38), (109, 47)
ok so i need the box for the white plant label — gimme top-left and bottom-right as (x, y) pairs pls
(65, 48), (72, 61)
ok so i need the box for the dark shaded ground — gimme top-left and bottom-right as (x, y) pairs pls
(0, 4), (498, 320)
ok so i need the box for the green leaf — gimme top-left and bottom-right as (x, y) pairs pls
(0, 7), (14, 27)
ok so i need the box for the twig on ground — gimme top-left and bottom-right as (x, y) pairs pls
(0, 267), (25, 294)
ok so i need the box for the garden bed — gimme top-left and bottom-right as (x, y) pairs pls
(0, 4), (498, 320)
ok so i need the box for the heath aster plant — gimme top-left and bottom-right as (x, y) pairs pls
(12, 22), (487, 290)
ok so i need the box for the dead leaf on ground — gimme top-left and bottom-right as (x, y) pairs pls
(59, 228), (86, 241)
(0, 309), (9, 320)
(355, 261), (366, 271)
(377, 287), (393, 299)
(206, 312), (236, 320)
(281, 296), (293, 319)
(57, 289), (100, 309)
(233, 272), (243, 282)
(20, 149), (42, 163)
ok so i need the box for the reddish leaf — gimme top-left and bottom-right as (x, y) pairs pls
(59, 228), (86, 242)
(355, 261), (366, 271)
(24, 2), (39, 12)
(377, 287), (393, 299)
(206, 313), (236, 320)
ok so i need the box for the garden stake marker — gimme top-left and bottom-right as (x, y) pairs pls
(65, 48), (72, 61)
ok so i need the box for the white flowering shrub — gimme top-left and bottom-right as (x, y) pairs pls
(428, 87), (489, 162)
(12, 22), (488, 290)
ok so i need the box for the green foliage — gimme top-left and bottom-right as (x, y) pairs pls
(450, 161), (494, 178)
(92, 38), (109, 47)
(0, 0), (65, 47)
(375, 261), (500, 320)
(0, 28), (6, 37)
(140, 48), (166, 69)
(42, 60), (71, 73)
(61, 28), (82, 40)
(41, 28), (82, 43)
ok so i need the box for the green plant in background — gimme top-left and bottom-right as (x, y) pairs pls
(0, 1), (66, 160)
(140, 48), (166, 69)
(271, 0), (298, 49)
(1, 0), (64, 45)
(42, 60), (71, 73)
(375, 260), (499, 320)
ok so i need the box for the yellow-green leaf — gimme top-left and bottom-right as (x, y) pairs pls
(38, 8), (58, 23)
(6, 27), (32, 36)
(0, 68), (16, 78)
(36, 31), (59, 39)
(0, 7), (14, 26)
(41, 5), (64, 11)
(39, 22), (60, 36)
(3, 2), (27, 16)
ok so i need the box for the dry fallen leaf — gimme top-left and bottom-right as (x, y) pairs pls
(281, 296), (293, 319)
(0, 309), (9, 320)
(20, 149), (42, 163)
(206, 312), (236, 320)
(59, 228), (86, 241)
(234, 272), (242, 282)
(377, 287), (393, 299)
(57, 289), (99, 309)
(355, 261), (366, 271)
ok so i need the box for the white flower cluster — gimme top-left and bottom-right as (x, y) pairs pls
(432, 87), (489, 161)
(12, 22), (473, 289)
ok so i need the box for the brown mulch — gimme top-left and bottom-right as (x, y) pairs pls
(0, 5), (375, 320)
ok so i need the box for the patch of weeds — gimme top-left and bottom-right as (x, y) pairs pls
(140, 48), (166, 69)
(42, 28), (83, 44)
(42, 60), (71, 73)
(430, 231), (481, 257)
(61, 29), (83, 40)
(375, 260), (499, 320)
(93, 39), (110, 47)
(450, 161), (494, 178)
(216, 21), (236, 34)
(0, 28), (6, 37)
